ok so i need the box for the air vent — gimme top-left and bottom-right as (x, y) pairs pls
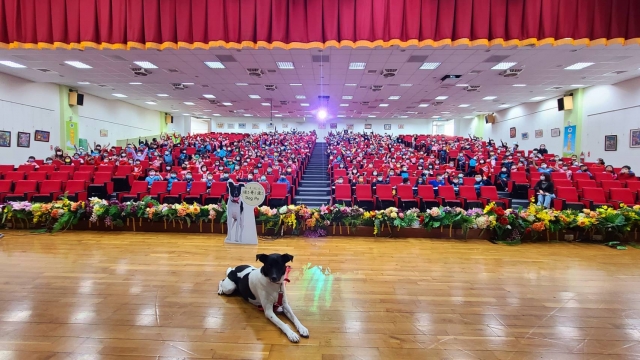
(130, 67), (151, 76)
(603, 70), (627, 76)
(267, 69), (277, 73)
(432, 101), (444, 106)
(546, 86), (563, 90)
(407, 55), (428, 63)
(381, 69), (398, 78)
(366, 70), (378, 74)
(201, 85), (210, 88)
(499, 69), (523, 77)
(360, 101), (370, 106)
(469, 70), (483, 74)
(215, 55), (237, 62)
(246, 68), (264, 77)
(265, 84), (277, 91)
(207, 99), (218, 104)
(164, 68), (181, 74)
(280, 101), (289, 105)
(367, 106), (376, 109)
(273, 105), (281, 108)
(171, 83), (187, 90)
(97, 84), (109, 88)
(465, 85), (481, 92)
(312, 55), (330, 62)
(318, 95), (330, 101)
(484, 55), (510, 63)
(34, 68), (57, 73)
(371, 85), (384, 92)
(102, 54), (128, 62)
(439, 84), (453, 88)
(359, 86), (368, 89)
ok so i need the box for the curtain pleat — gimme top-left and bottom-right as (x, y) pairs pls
(0, 0), (639, 48)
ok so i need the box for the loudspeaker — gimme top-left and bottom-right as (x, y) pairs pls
(69, 91), (78, 106)
(165, 114), (173, 124)
(484, 114), (496, 124)
(76, 93), (84, 106)
(558, 94), (574, 111)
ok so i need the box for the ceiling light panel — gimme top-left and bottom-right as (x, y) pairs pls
(419, 62), (441, 69)
(65, 61), (92, 69)
(248, 95), (261, 99)
(435, 96), (448, 100)
(491, 62), (517, 70)
(133, 61), (158, 69)
(565, 62), (594, 70)
(276, 61), (295, 69)
(295, 95), (306, 99)
(0, 61), (26, 68)
(349, 62), (366, 70)
(483, 96), (497, 100)
(388, 96), (401, 100)
(204, 61), (226, 69)
(342, 95), (353, 100)
(203, 94), (216, 99)
(112, 94), (127, 98)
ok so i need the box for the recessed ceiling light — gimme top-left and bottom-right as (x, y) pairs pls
(222, 102), (233, 106)
(400, 84), (413, 87)
(464, 116), (474, 119)
(419, 62), (441, 70)
(261, 102), (271, 106)
(203, 110), (211, 112)
(133, 61), (157, 69)
(441, 111), (451, 114)
(182, 83), (194, 85)
(290, 83), (302, 86)
(406, 111), (418, 114)
(156, 94), (169, 97)
(513, 84), (527, 87)
(145, 101), (157, 105)
(171, 109), (179, 112)
(388, 96), (401, 100)
(236, 83), (248, 86)
(368, 115), (376, 118)
(499, 104), (511, 108)
(243, 114), (253, 117)
(129, 82), (142, 85)
(435, 96), (448, 100)
(182, 113), (190, 116)
(571, 84), (585, 87)
(275, 114), (283, 117)
(530, 96), (546, 101)
(400, 115), (409, 118)
(458, 104), (470, 107)
(112, 94), (127, 98)
(77, 81), (90, 85)
(213, 114), (221, 116)
(276, 61), (295, 69)
(300, 103), (310, 107)
(0, 61), (26, 68)
(204, 61), (225, 69)
(340, 104), (349, 107)
(248, 95), (261, 99)
(483, 96), (497, 100)
(65, 61), (92, 69)
(565, 62), (594, 70)
(418, 104), (429, 107)
(379, 104), (389, 107)
(183, 102), (195, 105)
(203, 94), (216, 99)
(337, 115), (346, 118)
(491, 62), (517, 70)
(295, 95), (306, 99)
(349, 62), (366, 70)
(431, 116), (440, 118)
(342, 95), (353, 100)
(345, 83), (357, 86)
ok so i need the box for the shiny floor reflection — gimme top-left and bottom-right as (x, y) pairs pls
(0, 231), (640, 359)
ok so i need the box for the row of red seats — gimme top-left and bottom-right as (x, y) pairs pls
(555, 187), (640, 210)
(332, 184), (510, 211)
(0, 180), (88, 203)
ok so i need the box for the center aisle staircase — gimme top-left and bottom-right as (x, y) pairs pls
(295, 143), (331, 207)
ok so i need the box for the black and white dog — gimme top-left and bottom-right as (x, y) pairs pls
(225, 180), (245, 243)
(218, 253), (309, 342)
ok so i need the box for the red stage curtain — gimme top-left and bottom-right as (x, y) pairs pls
(1, 0), (639, 49)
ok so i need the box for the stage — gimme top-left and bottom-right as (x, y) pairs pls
(0, 231), (639, 359)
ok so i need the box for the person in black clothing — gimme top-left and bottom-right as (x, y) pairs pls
(538, 144), (549, 155)
(495, 166), (511, 191)
(534, 172), (555, 209)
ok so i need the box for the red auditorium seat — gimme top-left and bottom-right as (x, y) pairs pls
(609, 188), (639, 209)
(62, 180), (88, 202)
(97, 164), (115, 174)
(4, 180), (38, 202)
(396, 184), (417, 210)
(88, 172), (114, 199)
(388, 176), (403, 187)
(593, 172), (614, 183)
(508, 171), (529, 193)
(417, 185), (441, 211)
(553, 179), (573, 189)
(37, 165), (56, 175)
(0, 180), (13, 203)
(627, 181), (640, 198)
(553, 187), (584, 211)
(354, 184), (375, 210)
(26, 172), (47, 181)
(479, 187), (511, 210)
(4, 171), (25, 183)
(16, 164), (37, 173)
(333, 169), (347, 178)
(576, 179), (597, 195)
(78, 165), (96, 173)
(457, 186), (482, 210)
(205, 182), (228, 205)
(438, 186), (462, 208)
(333, 184), (352, 206)
(58, 165), (76, 174)
(147, 181), (168, 202)
(72, 171), (92, 184)
(581, 188), (609, 210)
(600, 180), (623, 196)
(184, 182), (207, 205)
(374, 184), (396, 209)
(50, 172), (71, 185)
(161, 181), (188, 204)
(0, 165), (14, 175)
(31, 180), (63, 203)
(119, 181), (149, 202)
(268, 183), (291, 207)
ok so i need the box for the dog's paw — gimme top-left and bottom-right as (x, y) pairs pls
(286, 331), (300, 343)
(217, 281), (224, 295)
(297, 325), (309, 338)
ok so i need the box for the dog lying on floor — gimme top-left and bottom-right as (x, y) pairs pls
(217, 253), (309, 342)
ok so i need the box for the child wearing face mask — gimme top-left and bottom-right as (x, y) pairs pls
(428, 175), (446, 195)
(535, 162), (554, 175)
(184, 171), (195, 191)
(132, 160), (143, 180)
(145, 169), (163, 188)
(472, 174), (492, 195)
(277, 174), (291, 192)
(204, 173), (215, 189)
(618, 166), (636, 182)
(534, 173), (555, 209)
(496, 167), (510, 191)
(23, 156), (40, 169)
(167, 171), (179, 191)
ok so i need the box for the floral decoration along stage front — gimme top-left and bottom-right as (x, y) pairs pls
(1, 197), (639, 247)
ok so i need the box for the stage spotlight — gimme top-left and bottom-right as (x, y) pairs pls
(317, 108), (328, 120)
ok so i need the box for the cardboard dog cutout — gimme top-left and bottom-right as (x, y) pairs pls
(224, 180), (263, 245)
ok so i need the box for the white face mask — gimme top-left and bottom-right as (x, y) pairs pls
(540, 176), (546, 181)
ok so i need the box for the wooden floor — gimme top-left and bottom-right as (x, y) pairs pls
(0, 232), (640, 359)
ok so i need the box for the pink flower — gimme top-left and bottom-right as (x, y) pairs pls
(398, 213), (404, 219)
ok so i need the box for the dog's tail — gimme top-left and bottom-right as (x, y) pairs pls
(226, 267), (233, 276)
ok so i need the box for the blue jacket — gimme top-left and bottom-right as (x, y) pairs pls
(428, 179), (445, 189)
(166, 176), (179, 191)
(145, 175), (162, 187)
(277, 177), (291, 192)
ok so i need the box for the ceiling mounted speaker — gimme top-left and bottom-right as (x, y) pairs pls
(558, 94), (574, 111)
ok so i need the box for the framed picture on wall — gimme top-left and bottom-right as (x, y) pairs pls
(346, 124), (354, 130)
(17, 132), (30, 148)
(252, 123), (260, 129)
(238, 123), (246, 129)
(509, 127), (516, 138)
(216, 123), (224, 129)
(330, 123), (337, 129)
(364, 124), (372, 130)
(227, 123), (235, 129)
(630, 129), (640, 148)
(535, 129), (543, 138)
(605, 135), (618, 151)
(521, 132), (529, 140)
(0, 130), (10, 147)
(282, 123), (289, 128)
(551, 128), (561, 137)
(34, 130), (50, 142)
(398, 124), (404, 129)
(318, 124), (326, 129)
(99, 129), (108, 137)
(384, 124), (391, 130)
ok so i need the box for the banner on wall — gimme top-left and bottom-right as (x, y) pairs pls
(563, 125), (577, 155)
(65, 121), (78, 151)
(78, 138), (88, 151)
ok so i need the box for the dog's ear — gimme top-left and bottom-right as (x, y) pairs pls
(256, 253), (268, 263)
(281, 253), (294, 263)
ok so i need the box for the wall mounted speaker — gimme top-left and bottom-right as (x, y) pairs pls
(68, 91), (78, 106)
(76, 93), (84, 106)
(558, 94), (574, 111)
(484, 114), (496, 124)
